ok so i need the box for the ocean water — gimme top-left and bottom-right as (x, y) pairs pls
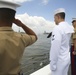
(20, 34), (51, 75)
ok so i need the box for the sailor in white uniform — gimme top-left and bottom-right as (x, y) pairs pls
(50, 8), (74, 75)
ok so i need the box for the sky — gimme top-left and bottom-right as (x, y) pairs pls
(11, 0), (76, 34)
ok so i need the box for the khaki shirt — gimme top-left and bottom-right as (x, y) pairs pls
(72, 28), (76, 39)
(71, 28), (76, 46)
(0, 27), (36, 75)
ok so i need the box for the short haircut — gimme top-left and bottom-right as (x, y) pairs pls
(72, 20), (76, 23)
(55, 12), (65, 19)
(0, 8), (16, 22)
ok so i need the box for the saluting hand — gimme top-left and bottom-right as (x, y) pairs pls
(13, 18), (24, 27)
(13, 18), (37, 39)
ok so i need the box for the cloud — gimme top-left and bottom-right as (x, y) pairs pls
(42, 0), (49, 5)
(12, 13), (55, 34)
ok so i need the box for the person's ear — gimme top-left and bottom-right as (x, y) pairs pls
(57, 15), (60, 19)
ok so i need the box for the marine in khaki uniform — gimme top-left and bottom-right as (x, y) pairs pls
(0, 1), (37, 75)
(72, 18), (76, 55)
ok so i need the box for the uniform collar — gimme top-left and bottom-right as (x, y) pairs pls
(59, 21), (67, 25)
(59, 21), (74, 33)
(0, 27), (13, 31)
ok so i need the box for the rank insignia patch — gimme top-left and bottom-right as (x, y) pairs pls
(52, 35), (55, 41)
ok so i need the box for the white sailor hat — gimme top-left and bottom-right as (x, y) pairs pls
(72, 18), (76, 21)
(54, 8), (65, 15)
(0, 0), (20, 11)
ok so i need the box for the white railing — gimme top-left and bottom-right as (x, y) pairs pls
(30, 64), (51, 75)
